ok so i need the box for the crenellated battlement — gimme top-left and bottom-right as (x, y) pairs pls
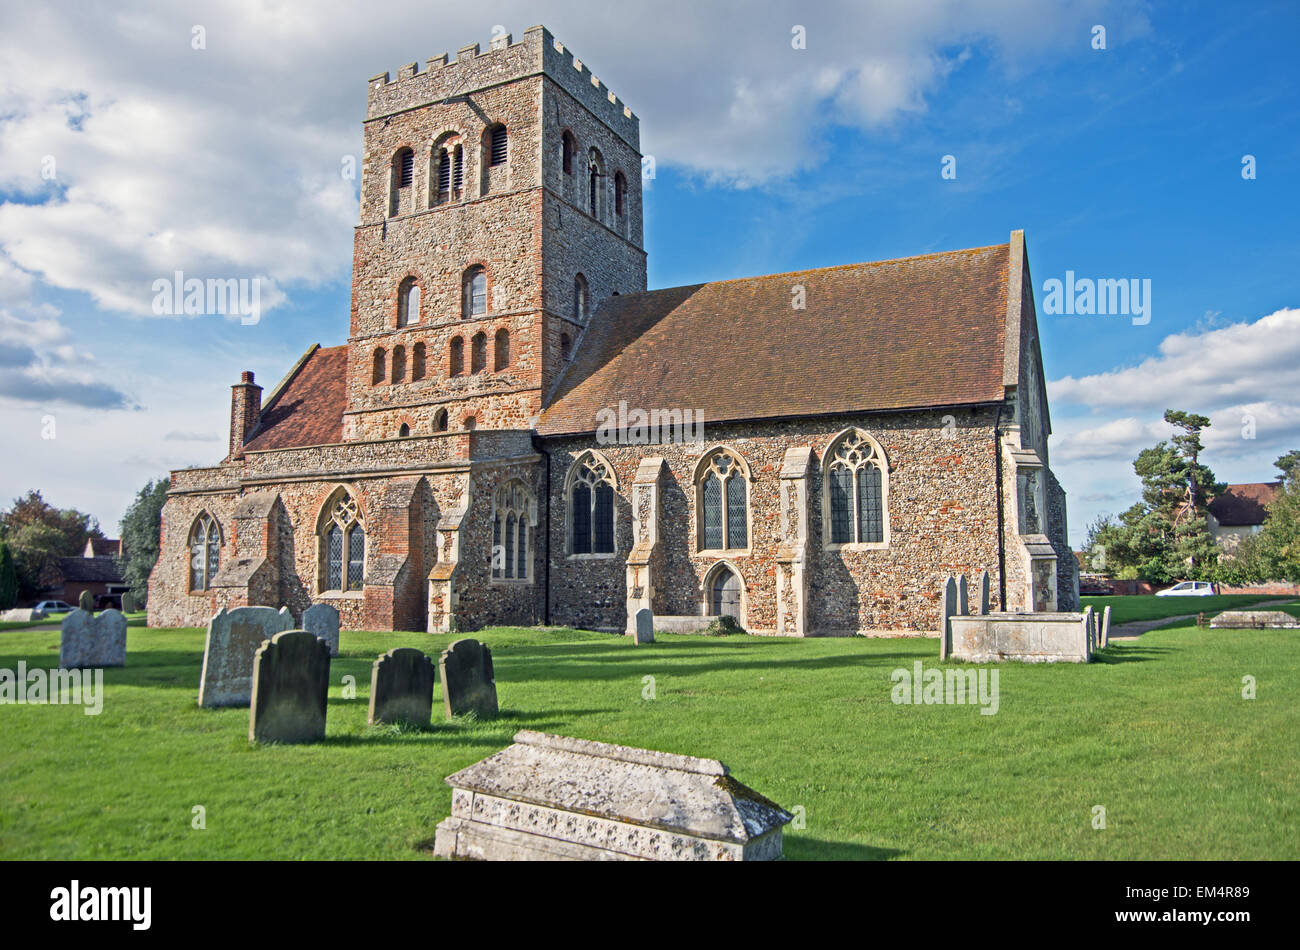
(366, 24), (638, 147)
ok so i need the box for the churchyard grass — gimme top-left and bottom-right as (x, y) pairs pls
(1080, 593), (1296, 625)
(1, 620), (1296, 860)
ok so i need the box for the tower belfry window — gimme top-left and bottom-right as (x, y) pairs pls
(490, 126), (508, 166)
(399, 149), (414, 186)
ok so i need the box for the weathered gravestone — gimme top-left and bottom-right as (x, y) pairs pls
(938, 575), (959, 660)
(302, 603), (340, 657)
(434, 731), (794, 861)
(1099, 605), (1111, 648)
(1083, 605), (1095, 652)
(59, 608), (126, 668)
(957, 574), (970, 616)
(978, 570), (991, 615)
(368, 647), (435, 728)
(439, 638), (498, 720)
(249, 630), (331, 744)
(2, 607), (48, 623)
(633, 608), (655, 644)
(198, 606), (294, 707)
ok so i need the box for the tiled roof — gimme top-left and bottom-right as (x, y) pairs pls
(53, 556), (124, 584)
(1209, 482), (1281, 527)
(538, 243), (1011, 436)
(243, 345), (347, 452)
(84, 538), (122, 557)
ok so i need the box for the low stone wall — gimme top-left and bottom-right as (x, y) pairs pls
(949, 612), (1091, 663)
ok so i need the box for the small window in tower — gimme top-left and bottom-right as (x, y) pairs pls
(615, 172), (626, 217)
(489, 125), (508, 167)
(392, 345), (406, 383)
(573, 273), (588, 322)
(437, 148), (451, 199)
(494, 328), (510, 371)
(397, 277), (419, 327)
(372, 347), (386, 385)
(449, 337), (464, 376)
(399, 149), (414, 187)
(434, 408), (448, 432)
(399, 423), (410, 438)
(464, 267), (487, 317)
(562, 131), (575, 175)
(412, 342), (426, 380)
(453, 145), (463, 192)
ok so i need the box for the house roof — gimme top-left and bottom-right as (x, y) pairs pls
(53, 556), (124, 584)
(242, 345), (348, 453)
(1209, 482), (1281, 527)
(537, 242), (1012, 436)
(84, 538), (122, 557)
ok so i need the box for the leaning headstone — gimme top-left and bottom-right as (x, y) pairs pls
(302, 603), (340, 657)
(633, 608), (655, 644)
(1082, 605), (1095, 653)
(198, 606), (294, 707)
(368, 647), (435, 727)
(249, 630), (331, 744)
(1099, 605), (1111, 648)
(957, 574), (970, 616)
(439, 638), (498, 720)
(434, 731), (793, 861)
(939, 575), (958, 660)
(59, 608), (126, 668)
(977, 570), (991, 615)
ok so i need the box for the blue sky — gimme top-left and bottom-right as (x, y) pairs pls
(1, 0), (1298, 545)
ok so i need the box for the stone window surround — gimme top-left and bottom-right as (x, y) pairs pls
(490, 478), (537, 585)
(428, 129), (468, 207)
(187, 510), (222, 594)
(821, 427), (891, 552)
(693, 445), (753, 557)
(563, 448), (619, 559)
(315, 484), (367, 596)
(461, 263), (491, 319)
(385, 143), (417, 217)
(394, 274), (423, 328)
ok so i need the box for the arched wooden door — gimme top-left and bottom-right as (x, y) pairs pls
(710, 567), (741, 619)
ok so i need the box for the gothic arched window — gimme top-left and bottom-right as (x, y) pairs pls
(491, 480), (534, 582)
(824, 429), (889, 547)
(320, 488), (365, 592)
(696, 448), (749, 552)
(567, 451), (617, 556)
(189, 512), (221, 591)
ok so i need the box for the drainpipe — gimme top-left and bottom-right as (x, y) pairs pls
(533, 434), (552, 625)
(994, 401), (1008, 610)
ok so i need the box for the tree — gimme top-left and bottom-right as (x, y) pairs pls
(1082, 410), (1223, 583)
(0, 543), (17, 609)
(118, 477), (170, 604)
(0, 491), (104, 600)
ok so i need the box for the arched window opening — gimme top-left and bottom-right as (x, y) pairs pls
(397, 277), (419, 327)
(573, 273), (588, 322)
(471, 332), (487, 373)
(614, 171), (626, 217)
(320, 489), (365, 593)
(825, 429), (888, 547)
(464, 266), (487, 317)
(489, 125), (508, 166)
(587, 147), (605, 219)
(568, 452), (617, 556)
(189, 513), (221, 591)
(433, 408), (448, 432)
(449, 337), (464, 376)
(492, 480), (534, 582)
(372, 347), (386, 385)
(562, 131), (576, 175)
(399, 423), (410, 438)
(389, 147), (414, 216)
(697, 449), (749, 552)
(494, 328), (510, 371)
(392, 345), (406, 384)
(412, 342), (426, 381)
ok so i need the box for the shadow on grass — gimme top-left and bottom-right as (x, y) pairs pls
(1090, 644), (1175, 664)
(784, 837), (905, 861)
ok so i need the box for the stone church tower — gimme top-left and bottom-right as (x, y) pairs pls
(148, 25), (1077, 638)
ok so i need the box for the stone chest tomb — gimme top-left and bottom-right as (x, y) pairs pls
(433, 730), (792, 860)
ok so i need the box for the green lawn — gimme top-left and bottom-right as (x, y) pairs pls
(1080, 593), (1295, 626)
(1, 617), (1297, 860)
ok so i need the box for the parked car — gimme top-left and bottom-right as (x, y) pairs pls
(34, 600), (74, 613)
(1155, 581), (1215, 597)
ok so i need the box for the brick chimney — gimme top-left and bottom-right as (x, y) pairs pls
(228, 370), (262, 460)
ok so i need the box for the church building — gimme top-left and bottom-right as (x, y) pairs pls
(148, 25), (1077, 636)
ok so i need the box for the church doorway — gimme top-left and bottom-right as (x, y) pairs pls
(709, 567), (742, 619)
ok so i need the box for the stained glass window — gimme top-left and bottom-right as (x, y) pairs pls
(322, 490), (364, 592)
(190, 513), (220, 591)
(702, 474), (723, 550)
(698, 450), (747, 551)
(827, 430), (888, 546)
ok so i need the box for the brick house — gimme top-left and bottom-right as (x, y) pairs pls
(41, 538), (128, 608)
(1208, 482), (1281, 554)
(148, 25), (1076, 636)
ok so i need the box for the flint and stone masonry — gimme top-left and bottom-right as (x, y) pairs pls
(149, 25), (1076, 638)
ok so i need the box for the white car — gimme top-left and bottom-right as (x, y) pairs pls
(1155, 581), (1215, 597)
